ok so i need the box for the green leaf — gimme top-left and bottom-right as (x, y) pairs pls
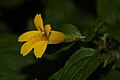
(102, 71), (120, 80)
(97, 0), (120, 42)
(0, 33), (35, 80)
(49, 48), (100, 80)
(60, 24), (84, 43)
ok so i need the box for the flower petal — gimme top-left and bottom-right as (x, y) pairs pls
(20, 40), (35, 56)
(34, 41), (48, 58)
(45, 24), (51, 38)
(48, 31), (64, 44)
(34, 14), (44, 31)
(18, 31), (42, 42)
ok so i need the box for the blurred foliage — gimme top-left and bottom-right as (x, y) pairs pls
(0, 33), (35, 80)
(0, 20), (10, 32)
(102, 71), (120, 80)
(44, 0), (81, 28)
(44, 0), (95, 29)
(0, 0), (120, 80)
(0, 0), (25, 8)
(97, 0), (120, 42)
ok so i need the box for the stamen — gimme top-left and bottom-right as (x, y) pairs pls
(41, 31), (48, 40)
(42, 31), (45, 35)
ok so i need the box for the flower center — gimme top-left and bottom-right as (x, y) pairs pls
(31, 32), (47, 44)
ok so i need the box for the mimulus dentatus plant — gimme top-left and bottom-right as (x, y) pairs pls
(18, 14), (64, 58)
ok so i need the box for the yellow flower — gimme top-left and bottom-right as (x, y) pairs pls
(18, 14), (64, 58)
